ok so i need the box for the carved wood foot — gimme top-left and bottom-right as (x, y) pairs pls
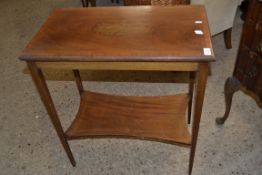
(224, 28), (232, 49)
(216, 77), (240, 125)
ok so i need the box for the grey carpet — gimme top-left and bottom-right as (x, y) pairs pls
(0, 0), (261, 174)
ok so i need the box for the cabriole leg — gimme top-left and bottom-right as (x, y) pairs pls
(216, 77), (240, 125)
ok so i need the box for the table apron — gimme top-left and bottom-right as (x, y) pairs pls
(35, 61), (199, 71)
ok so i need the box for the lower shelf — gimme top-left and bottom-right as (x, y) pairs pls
(65, 91), (191, 145)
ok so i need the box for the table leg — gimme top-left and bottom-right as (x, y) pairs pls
(188, 63), (208, 175)
(224, 28), (232, 49)
(73, 70), (84, 95)
(216, 77), (240, 125)
(27, 62), (76, 166)
(187, 72), (195, 124)
(90, 0), (96, 7)
(82, 0), (96, 7)
(81, 0), (88, 7)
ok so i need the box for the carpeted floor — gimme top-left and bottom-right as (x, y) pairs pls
(0, 0), (261, 175)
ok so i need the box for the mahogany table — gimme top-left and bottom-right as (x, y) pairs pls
(19, 6), (214, 175)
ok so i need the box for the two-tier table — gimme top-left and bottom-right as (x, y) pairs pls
(19, 6), (215, 175)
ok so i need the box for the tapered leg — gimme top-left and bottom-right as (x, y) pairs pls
(73, 70), (84, 95)
(224, 28), (232, 49)
(216, 77), (240, 125)
(189, 63), (208, 175)
(90, 0), (96, 7)
(188, 72), (195, 124)
(208, 63), (212, 76)
(82, 0), (96, 7)
(81, 0), (88, 7)
(27, 62), (76, 166)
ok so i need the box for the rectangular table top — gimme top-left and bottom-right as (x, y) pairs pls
(19, 6), (214, 62)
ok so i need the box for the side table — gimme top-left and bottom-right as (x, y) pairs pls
(19, 6), (215, 175)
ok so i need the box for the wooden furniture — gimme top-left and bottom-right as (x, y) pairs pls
(123, 0), (189, 6)
(81, 0), (189, 7)
(81, 0), (236, 50)
(216, 0), (262, 125)
(19, 6), (214, 175)
(81, 0), (96, 7)
(240, 0), (250, 20)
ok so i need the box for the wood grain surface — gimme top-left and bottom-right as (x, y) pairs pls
(66, 91), (191, 145)
(20, 6), (214, 62)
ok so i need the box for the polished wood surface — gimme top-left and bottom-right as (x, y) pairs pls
(36, 61), (198, 71)
(20, 6), (215, 174)
(124, 0), (190, 6)
(19, 6), (214, 62)
(66, 91), (191, 145)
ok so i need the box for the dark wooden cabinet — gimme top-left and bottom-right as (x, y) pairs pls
(216, 0), (262, 124)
